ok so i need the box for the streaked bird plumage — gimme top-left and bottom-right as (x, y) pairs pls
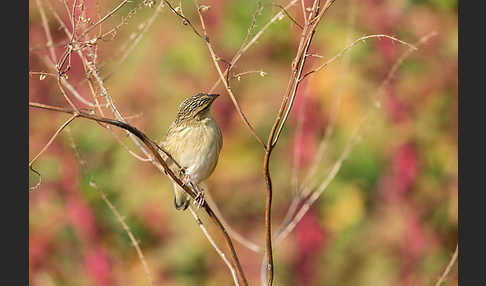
(160, 93), (222, 210)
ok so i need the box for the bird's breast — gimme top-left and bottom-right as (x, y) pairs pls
(167, 117), (222, 183)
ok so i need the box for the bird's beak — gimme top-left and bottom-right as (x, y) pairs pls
(208, 94), (220, 99)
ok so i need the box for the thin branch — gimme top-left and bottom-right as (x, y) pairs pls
(188, 206), (240, 286)
(98, 1), (147, 42)
(90, 181), (155, 286)
(280, 0), (357, 230)
(29, 166), (43, 192)
(282, 85), (310, 231)
(213, 1), (262, 87)
(36, 0), (57, 63)
(270, 0), (323, 147)
(71, 0), (78, 41)
(29, 71), (58, 79)
(29, 114), (78, 169)
(261, 2), (325, 285)
(272, 4), (303, 30)
(274, 31), (438, 245)
(78, 0), (131, 39)
(302, 34), (417, 79)
(231, 70), (267, 81)
(204, 190), (262, 253)
(44, 3), (155, 162)
(32, 2), (251, 283)
(275, 117), (366, 244)
(194, 0), (266, 149)
(300, 0), (307, 25)
(91, 62), (155, 162)
(61, 76), (106, 108)
(161, 0), (203, 39)
(434, 244), (458, 286)
(56, 73), (80, 111)
(209, 0), (299, 93)
(29, 101), (247, 286)
(192, 4), (253, 285)
(103, 0), (166, 81)
(107, 128), (154, 162)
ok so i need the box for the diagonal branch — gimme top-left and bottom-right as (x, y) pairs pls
(301, 34), (417, 80)
(274, 31), (438, 245)
(188, 206), (240, 286)
(434, 243), (458, 286)
(193, 0), (266, 149)
(90, 181), (155, 286)
(29, 101), (247, 286)
(29, 114), (77, 169)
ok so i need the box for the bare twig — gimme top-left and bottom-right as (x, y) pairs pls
(44, 3), (155, 163)
(302, 34), (417, 79)
(161, 0), (203, 38)
(272, 4), (303, 30)
(204, 190), (262, 253)
(29, 114), (77, 169)
(271, 0), (328, 147)
(31, 1), (258, 284)
(434, 244), (458, 286)
(60, 76), (105, 108)
(98, 0), (147, 42)
(29, 71), (58, 79)
(194, 0), (266, 149)
(29, 101), (247, 286)
(209, 0), (299, 93)
(280, 0), (357, 233)
(188, 206), (240, 286)
(29, 166), (43, 192)
(260, 2), (326, 284)
(231, 70), (267, 81)
(192, 4), (252, 285)
(274, 31), (438, 245)
(275, 117), (366, 244)
(90, 181), (155, 286)
(78, 0), (131, 39)
(104, 0), (166, 81)
(36, 0), (57, 63)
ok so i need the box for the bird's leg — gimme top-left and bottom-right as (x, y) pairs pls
(179, 167), (192, 186)
(193, 185), (205, 209)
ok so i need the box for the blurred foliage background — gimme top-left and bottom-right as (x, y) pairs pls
(29, 0), (457, 285)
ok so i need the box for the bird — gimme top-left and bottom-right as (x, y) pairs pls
(159, 93), (223, 211)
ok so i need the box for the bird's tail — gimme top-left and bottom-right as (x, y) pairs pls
(173, 183), (190, 211)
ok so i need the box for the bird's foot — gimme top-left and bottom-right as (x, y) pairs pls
(179, 167), (192, 186)
(194, 191), (205, 209)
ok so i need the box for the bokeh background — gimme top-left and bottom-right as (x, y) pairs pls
(29, 0), (458, 285)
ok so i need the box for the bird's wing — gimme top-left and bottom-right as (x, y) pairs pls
(159, 122), (179, 169)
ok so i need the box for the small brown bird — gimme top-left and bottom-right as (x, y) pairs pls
(160, 93), (223, 210)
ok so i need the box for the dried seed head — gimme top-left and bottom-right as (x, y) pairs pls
(199, 5), (211, 12)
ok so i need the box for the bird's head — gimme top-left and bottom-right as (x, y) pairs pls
(175, 93), (220, 123)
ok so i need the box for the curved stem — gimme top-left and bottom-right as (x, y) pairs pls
(29, 102), (248, 286)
